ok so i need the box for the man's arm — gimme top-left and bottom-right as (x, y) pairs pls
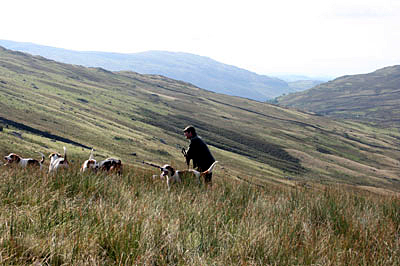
(185, 140), (198, 168)
(182, 147), (190, 167)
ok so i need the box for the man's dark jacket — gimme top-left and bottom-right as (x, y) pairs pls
(186, 135), (215, 171)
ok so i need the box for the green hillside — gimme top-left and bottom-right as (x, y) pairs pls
(1, 46), (400, 193)
(276, 65), (400, 128)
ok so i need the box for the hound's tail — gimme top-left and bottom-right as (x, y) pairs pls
(63, 146), (67, 162)
(143, 161), (163, 170)
(201, 161), (219, 175)
(38, 152), (45, 164)
(89, 148), (94, 160)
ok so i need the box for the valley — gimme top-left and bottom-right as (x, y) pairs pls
(1, 46), (400, 194)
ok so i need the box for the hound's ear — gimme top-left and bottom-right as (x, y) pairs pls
(166, 166), (174, 172)
(11, 154), (20, 162)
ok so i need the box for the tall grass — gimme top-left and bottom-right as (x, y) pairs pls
(0, 165), (399, 265)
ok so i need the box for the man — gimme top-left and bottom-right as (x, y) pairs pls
(183, 125), (215, 185)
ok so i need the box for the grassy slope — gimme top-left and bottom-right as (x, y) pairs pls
(0, 166), (399, 265)
(1, 47), (400, 193)
(277, 65), (400, 128)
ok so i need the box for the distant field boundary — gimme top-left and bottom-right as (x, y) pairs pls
(0, 116), (91, 149)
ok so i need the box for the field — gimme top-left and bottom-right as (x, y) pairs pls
(0, 165), (399, 265)
(2, 46), (400, 195)
(1, 46), (400, 265)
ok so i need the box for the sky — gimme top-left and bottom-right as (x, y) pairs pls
(1, 0), (400, 79)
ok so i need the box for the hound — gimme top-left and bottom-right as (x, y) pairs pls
(146, 161), (218, 190)
(4, 152), (45, 170)
(80, 148), (97, 173)
(48, 146), (69, 173)
(97, 157), (122, 175)
(48, 152), (61, 167)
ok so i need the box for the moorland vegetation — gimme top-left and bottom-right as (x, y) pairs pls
(1, 46), (400, 194)
(0, 165), (399, 265)
(1, 46), (400, 264)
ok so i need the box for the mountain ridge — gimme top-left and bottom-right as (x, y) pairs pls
(0, 39), (323, 101)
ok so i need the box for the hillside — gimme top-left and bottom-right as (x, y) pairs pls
(0, 40), (299, 101)
(276, 65), (400, 128)
(1, 46), (400, 193)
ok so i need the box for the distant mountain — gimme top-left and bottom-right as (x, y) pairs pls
(272, 74), (332, 83)
(272, 74), (330, 92)
(287, 80), (325, 92)
(276, 65), (400, 127)
(0, 40), (298, 101)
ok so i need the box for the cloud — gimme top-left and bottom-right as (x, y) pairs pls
(335, 8), (395, 18)
(330, 1), (400, 19)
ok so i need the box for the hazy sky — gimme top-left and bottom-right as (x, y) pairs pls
(1, 0), (399, 78)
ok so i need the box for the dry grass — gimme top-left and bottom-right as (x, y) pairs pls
(0, 165), (399, 265)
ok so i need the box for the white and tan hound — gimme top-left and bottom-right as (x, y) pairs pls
(48, 146), (69, 173)
(148, 161), (218, 190)
(4, 152), (45, 170)
(80, 148), (97, 173)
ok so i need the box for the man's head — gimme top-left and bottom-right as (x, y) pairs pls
(183, 125), (197, 139)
